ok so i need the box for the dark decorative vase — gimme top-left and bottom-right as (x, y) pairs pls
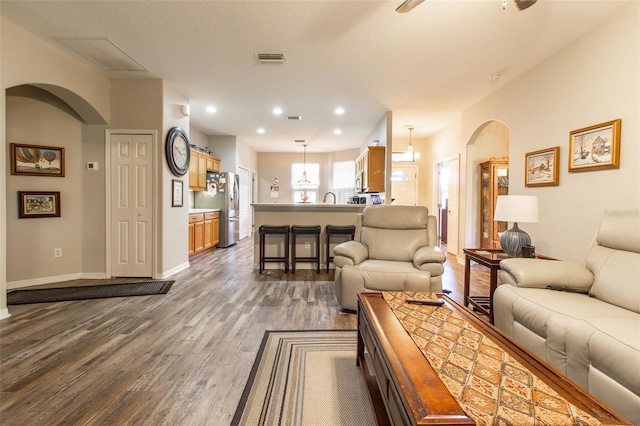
(500, 222), (531, 257)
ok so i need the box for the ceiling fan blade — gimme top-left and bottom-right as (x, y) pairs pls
(396, 0), (425, 14)
(514, 0), (537, 11)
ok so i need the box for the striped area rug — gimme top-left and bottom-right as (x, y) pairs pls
(231, 330), (377, 426)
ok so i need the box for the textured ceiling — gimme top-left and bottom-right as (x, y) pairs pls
(0, 0), (629, 152)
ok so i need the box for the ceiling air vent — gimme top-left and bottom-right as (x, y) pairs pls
(256, 53), (285, 64)
(294, 140), (306, 143)
(288, 116), (302, 121)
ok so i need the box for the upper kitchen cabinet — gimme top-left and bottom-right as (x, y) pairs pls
(189, 149), (221, 191)
(355, 146), (385, 193)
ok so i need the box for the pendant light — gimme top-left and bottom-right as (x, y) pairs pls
(406, 127), (421, 161)
(294, 144), (318, 189)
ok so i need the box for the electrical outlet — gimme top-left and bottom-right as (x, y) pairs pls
(304, 242), (310, 249)
(54, 248), (62, 258)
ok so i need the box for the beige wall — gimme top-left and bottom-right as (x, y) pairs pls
(6, 96), (84, 283)
(452, 2), (639, 263)
(161, 82), (190, 275)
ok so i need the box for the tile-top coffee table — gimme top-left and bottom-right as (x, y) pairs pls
(357, 291), (630, 426)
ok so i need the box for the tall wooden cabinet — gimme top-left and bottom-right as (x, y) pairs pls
(355, 146), (385, 193)
(479, 157), (509, 249)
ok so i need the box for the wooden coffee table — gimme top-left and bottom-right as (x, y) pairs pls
(357, 292), (629, 426)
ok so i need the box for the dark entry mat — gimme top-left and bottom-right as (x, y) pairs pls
(7, 281), (174, 305)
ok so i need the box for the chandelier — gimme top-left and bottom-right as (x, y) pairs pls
(293, 144), (318, 189)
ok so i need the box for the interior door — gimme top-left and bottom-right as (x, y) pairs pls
(447, 156), (460, 256)
(109, 132), (153, 277)
(238, 167), (250, 240)
(390, 164), (417, 205)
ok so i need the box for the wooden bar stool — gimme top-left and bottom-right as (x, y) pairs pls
(258, 225), (290, 274)
(290, 225), (321, 273)
(325, 225), (356, 272)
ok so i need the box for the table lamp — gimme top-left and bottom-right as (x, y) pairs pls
(493, 195), (539, 257)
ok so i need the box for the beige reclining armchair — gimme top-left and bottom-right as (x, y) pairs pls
(332, 205), (446, 311)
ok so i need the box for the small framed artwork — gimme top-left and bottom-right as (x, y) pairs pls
(18, 191), (61, 218)
(568, 119), (621, 172)
(172, 179), (184, 207)
(11, 143), (65, 177)
(525, 146), (560, 187)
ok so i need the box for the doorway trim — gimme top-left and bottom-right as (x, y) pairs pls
(105, 129), (157, 278)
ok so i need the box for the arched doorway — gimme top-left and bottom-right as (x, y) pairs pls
(464, 120), (509, 248)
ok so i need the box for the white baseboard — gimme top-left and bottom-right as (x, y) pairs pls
(7, 272), (109, 290)
(0, 308), (11, 320)
(159, 262), (190, 279)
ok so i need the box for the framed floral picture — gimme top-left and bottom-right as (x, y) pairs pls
(568, 119), (621, 172)
(525, 146), (560, 187)
(18, 191), (61, 218)
(11, 143), (65, 177)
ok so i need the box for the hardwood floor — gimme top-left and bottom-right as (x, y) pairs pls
(0, 237), (489, 425)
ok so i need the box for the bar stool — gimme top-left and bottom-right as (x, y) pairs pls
(259, 225), (290, 274)
(290, 225), (321, 273)
(325, 225), (357, 272)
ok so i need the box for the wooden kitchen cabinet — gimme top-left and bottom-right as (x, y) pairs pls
(479, 157), (509, 249)
(355, 146), (385, 193)
(189, 211), (220, 257)
(189, 149), (221, 191)
(212, 213), (220, 247)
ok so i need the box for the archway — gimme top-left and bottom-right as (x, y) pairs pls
(464, 120), (509, 248)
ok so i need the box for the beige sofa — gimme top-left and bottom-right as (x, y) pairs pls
(493, 215), (640, 425)
(332, 205), (446, 311)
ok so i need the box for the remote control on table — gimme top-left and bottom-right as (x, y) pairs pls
(405, 297), (445, 306)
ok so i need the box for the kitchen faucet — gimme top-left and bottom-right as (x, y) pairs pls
(322, 191), (336, 204)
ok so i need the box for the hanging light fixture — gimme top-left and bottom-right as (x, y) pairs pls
(405, 127), (421, 162)
(294, 144), (318, 189)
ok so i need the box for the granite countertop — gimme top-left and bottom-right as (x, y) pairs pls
(189, 208), (220, 214)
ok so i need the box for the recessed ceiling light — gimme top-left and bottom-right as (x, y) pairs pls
(257, 128), (266, 134)
(272, 107), (283, 115)
(206, 106), (217, 113)
(334, 107), (345, 115)
(333, 129), (342, 135)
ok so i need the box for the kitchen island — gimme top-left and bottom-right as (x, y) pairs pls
(252, 203), (366, 271)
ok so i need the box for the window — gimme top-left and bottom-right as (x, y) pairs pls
(292, 163), (319, 202)
(332, 161), (355, 203)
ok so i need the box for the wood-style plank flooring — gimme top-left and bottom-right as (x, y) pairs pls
(0, 237), (489, 425)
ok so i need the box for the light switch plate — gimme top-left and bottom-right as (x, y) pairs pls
(87, 162), (99, 171)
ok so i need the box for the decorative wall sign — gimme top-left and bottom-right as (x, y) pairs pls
(525, 146), (560, 187)
(172, 179), (184, 207)
(11, 143), (65, 177)
(18, 191), (61, 218)
(568, 119), (621, 172)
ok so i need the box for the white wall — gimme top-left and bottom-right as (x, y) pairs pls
(456, 2), (639, 262)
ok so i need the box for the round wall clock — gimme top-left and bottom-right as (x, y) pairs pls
(165, 127), (191, 176)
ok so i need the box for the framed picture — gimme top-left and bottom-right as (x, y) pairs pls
(525, 146), (560, 187)
(172, 179), (184, 207)
(568, 119), (621, 172)
(18, 191), (61, 218)
(11, 143), (65, 177)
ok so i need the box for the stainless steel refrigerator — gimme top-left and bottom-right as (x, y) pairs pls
(207, 171), (239, 248)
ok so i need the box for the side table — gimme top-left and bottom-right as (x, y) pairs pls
(463, 248), (554, 323)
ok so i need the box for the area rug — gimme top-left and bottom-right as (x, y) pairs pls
(7, 281), (174, 305)
(231, 330), (377, 426)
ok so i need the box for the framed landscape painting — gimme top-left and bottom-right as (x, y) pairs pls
(525, 146), (560, 187)
(11, 143), (65, 177)
(568, 119), (621, 172)
(18, 191), (61, 218)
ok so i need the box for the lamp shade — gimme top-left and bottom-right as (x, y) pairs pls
(494, 195), (539, 223)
